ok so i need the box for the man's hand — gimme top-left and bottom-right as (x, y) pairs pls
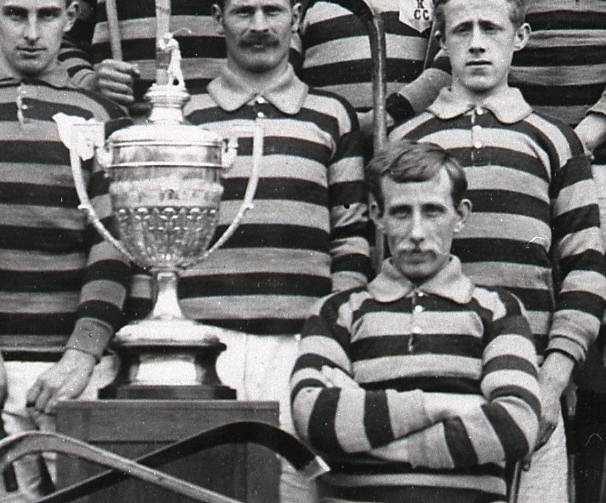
(575, 113), (606, 154)
(357, 110), (395, 141)
(321, 365), (360, 389)
(95, 59), (140, 106)
(26, 349), (96, 416)
(535, 352), (575, 450)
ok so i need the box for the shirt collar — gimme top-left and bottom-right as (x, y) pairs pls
(427, 86), (532, 124)
(0, 61), (72, 88)
(208, 64), (308, 115)
(369, 255), (475, 304)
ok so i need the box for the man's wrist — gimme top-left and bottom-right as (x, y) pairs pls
(540, 351), (575, 396)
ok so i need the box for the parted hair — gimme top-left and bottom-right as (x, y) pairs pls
(433, 0), (526, 33)
(366, 139), (468, 213)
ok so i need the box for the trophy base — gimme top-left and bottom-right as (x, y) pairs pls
(103, 319), (236, 400)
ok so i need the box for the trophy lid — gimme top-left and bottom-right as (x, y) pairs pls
(106, 33), (225, 154)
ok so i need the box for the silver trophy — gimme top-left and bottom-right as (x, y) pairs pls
(56, 36), (261, 399)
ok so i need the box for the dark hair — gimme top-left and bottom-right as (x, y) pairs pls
(367, 139), (467, 213)
(433, 0), (526, 33)
(214, 0), (296, 9)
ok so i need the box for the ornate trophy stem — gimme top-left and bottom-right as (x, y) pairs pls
(151, 270), (186, 320)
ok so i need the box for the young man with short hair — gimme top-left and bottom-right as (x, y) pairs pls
(291, 139), (541, 503)
(0, 0), (128, 499)
(390, 0), (606, 501)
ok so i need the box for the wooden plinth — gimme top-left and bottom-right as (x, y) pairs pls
(55, 400), (280, 503)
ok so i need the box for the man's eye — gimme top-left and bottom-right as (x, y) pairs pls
(233, 8), (254, 16)
(480, 21), (501, 33)
(425, 207), (444, 217)
(452, 25), (469, 35)
(4, 8), (26, 21)
(39, 11), (59, 21)
(264, 7), (283, 15)
(389, 209), (410, 219)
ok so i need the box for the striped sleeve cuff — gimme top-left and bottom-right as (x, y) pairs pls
(66, 317), (115, 360)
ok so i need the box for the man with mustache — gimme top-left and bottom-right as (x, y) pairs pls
(291, 139), (541, 503)
(122, 0), (370, 501)
(390, 0), (606, 501)
(0, 0), (128, 500)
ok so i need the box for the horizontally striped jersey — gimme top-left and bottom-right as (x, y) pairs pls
(291, 257), (540, 503)
(397, 0), (606, 160)
(390, 86), (606, 363)
(511, 0), (606, 162)
(62, 0), (303, 107)
(89, 0), (225, 103)
(127, 66), (371, 336)
(299, 0), (449, 112)
(0, 68), (130, 357)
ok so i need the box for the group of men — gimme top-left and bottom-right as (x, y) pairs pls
(0, 1), (605, 503)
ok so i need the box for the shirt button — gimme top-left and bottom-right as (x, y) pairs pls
(414, 305), (423, 313)
(257, 111), (266, 118)
(255, 96), (267, 104)
(472, 125), (482, 148)
(476, 107), (484, 115)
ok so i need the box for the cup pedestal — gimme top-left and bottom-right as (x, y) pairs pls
(100, 319), (236, 400)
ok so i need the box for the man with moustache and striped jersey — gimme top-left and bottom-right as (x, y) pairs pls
(291, 140), (541, 503)
(390, 0), (606, 500)
(129, 0), (370, 501)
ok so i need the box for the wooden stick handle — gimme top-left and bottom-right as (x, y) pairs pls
(105, 0), (123, 61)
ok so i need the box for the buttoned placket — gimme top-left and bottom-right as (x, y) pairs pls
(253, 95), (267, 119)
(409, 290), (425, 352)
(16, 83), (30, 125)
(470, 106), (484, 163)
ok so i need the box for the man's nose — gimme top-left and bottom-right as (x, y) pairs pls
(24, 15), (39, 42)
(250, 9), (269, 31)
(468, 26), (486, 54)
(409, 212), (426, 243)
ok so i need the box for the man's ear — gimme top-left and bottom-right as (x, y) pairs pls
(454, 198), (472, 233)
(212, 4), (224, 36)
(514, 22), (531, 52)
(436, 30), (447, 54)
(291, 3), (302, 33)
(369, 199), (384, 233)
(64, 1), (79, 34)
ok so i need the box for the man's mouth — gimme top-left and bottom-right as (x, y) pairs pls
(467, 60), (490, 67)
(241, 37), (278, 50)
(17, 47), (44, 57)
(402, 249), (432, 262)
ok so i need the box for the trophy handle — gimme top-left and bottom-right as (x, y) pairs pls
(200, 124), (263, 261)
(53, 114), (141, 265)
(69, 146), (140, 265)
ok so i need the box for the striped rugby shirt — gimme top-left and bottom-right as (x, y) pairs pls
(89, 0), (225, 103)
(62, 0), (303, 107)
(291, 256), (540, 502)
(127, 65), (371, 336)
(397, 0), (606, 160)
(0, 65), (129, 358)
(299, 0), (449, 112)
(390, 86), (606, 362)
(511, 0), (606, 163)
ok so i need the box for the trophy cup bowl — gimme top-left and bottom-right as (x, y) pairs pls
(104, 92), (237, 399)
(58, 79), (259, 399)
